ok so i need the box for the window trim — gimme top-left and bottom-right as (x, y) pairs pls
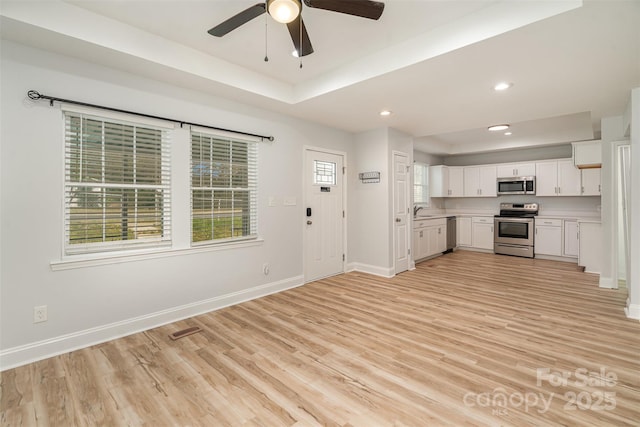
(62, 106), (173, 256)
(190, 129), (258, 246)
(413, 162), (430, 208)
(50, 238), (264, 271)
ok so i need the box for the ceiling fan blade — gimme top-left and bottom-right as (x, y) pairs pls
(303, 0), (384, 20)
(208, 3), (266, 37)
(287, 16), (314, 57)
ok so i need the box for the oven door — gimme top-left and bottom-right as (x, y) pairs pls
(494, 217), (534, 246)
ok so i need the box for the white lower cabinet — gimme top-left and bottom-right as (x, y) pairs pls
(413, 218), (446, 261)
(457, 217), (472, 247)
(563, 220), (579, 257)
(535, 219), (562, 256)
(471, 217), (494, 250)
(579, 221), (602, 273)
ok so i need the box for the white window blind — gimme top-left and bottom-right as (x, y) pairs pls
(64, 112), (171, 254)
(191, 131), (257, 244)
(414, 163), (430, 206)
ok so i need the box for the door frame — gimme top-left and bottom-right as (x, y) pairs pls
(303, 146), (348, 283)
(392, 150), (411, 275)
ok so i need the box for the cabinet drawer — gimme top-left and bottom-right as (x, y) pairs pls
(536, 218), (562, 227)
(472, 216), (493, 224)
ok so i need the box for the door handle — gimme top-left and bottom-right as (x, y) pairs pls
(307, 220), (312, 225)
(395, 218), (401, 223)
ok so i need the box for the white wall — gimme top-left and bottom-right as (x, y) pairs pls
(0, 41), (355, 368)
(349, 128), (391, 275)
(600, 116), (627, 288)
(626, 87), (640, 319)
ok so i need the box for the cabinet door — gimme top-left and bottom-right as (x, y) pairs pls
(413, 229), (429, 260)
(413, 229), (422, 260)
(424, 226), (438, 257)
(563, 221), (579, 257)
(535, 162), (558, 196)
(535, 225), (562, 256)
(464, 167), (480, 196)
(581, 168), (601, 196)
(429, 165), (448, 198)
(557, 160), (581, 196)
(515, 163), (536, 176)
(457, 217), (472, 246)
(478, 166), (497, 197)
(472, 223), (494, 250)
(436, 225), (446, 252)
(449, 167), (464, 197)
(496, 164), (517, 178)
(573, 141), (602, 167)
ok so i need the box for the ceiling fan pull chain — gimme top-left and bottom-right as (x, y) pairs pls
(299, 14), (303, 69)
(264, 4), (269, 62)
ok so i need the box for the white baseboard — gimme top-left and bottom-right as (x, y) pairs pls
(534, 254), (578, 263)
(624, 303), (640, 320)
(0, 275), (304, 371)
(347, 262), (395, 278)
(599, 276), (616, 289)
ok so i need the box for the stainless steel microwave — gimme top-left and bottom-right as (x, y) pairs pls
(497, 176), (536, 195)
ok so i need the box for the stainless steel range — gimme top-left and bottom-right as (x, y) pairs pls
(494, 203), (538, 258)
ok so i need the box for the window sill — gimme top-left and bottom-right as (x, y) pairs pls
(50, 239), (264, 271)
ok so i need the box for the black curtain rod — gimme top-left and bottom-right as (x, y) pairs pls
(27, 90), (275, 142)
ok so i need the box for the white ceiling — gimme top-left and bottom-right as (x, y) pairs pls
(1, 0), (638, 155)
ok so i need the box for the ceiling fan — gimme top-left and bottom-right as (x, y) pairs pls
(208, 0), (385, 57)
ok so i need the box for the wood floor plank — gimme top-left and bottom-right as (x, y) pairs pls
(1, 251), (639, 426)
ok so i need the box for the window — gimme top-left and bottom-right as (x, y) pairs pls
(414, 162), (430, 207)
(191, 131), (257, 244)
(314, 160), (336, 185)
(64, 111), (171, 255)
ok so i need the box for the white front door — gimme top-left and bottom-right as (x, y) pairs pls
(393, 152), (410, 274)
(304, 149), (345, 282)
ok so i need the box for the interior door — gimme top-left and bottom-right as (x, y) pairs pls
(304, 149), (344, 282)
(394, 152), (410, 274)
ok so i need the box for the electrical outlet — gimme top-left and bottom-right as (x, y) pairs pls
(262, 263), (270, 275)
(34, 305), (47, 323)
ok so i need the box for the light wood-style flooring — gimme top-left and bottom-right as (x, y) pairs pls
(2, 251), (639, 426)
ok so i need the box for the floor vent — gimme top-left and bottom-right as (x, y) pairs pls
(169, 326), (202, 340)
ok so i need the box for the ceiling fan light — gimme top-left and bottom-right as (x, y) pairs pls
(268, 0), (301, 24)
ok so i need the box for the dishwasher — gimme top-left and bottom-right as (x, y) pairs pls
(446, 216), (456, 253)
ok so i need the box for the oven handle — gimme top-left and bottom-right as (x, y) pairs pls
(494, 217), (535, 223)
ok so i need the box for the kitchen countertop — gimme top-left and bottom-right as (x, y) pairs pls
(414, 212), (601, 222)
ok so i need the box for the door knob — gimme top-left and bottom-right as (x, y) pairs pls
(395, 218), (401, 223)
(307, 220), (312, 225)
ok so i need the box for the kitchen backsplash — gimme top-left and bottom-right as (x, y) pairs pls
(442, 194), (601, 217)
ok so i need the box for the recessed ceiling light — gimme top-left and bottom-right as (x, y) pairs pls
(504, 132), (512, 136)
(494, 82), (513, 91)
(380, 110), (392, 117)
(488, 124), (509, 131)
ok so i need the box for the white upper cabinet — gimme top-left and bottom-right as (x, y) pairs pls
(496, 163), (536, 178)
(449, 167), (464, 197)
(572, 140), (602, 168)
(581, 168), (601, 196)
(557, 160), (581, 196)
(536, 161), (558, 196)
(464, 166), (497, 197)
(430, 165), (464, 197)
(429, 165), (449, 198)
(535, 159), (581, 196)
